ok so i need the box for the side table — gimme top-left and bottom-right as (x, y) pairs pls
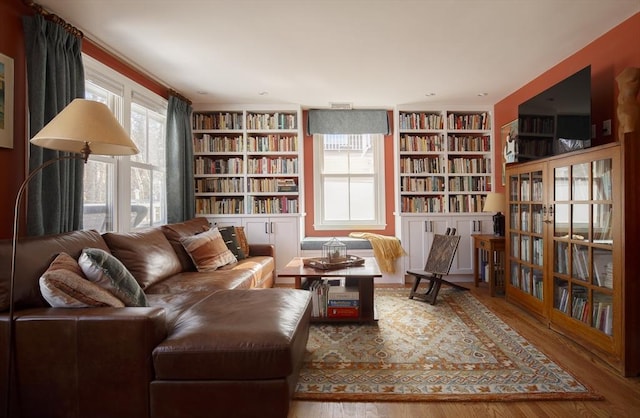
(472, 234), (506, 297)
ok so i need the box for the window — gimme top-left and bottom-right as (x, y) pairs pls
(313, 134), (385, 230)
(82, 55), (167, 232)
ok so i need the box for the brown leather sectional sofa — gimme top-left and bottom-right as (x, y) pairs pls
(0, 217), (312, 418)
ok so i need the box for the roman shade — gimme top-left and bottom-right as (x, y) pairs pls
(307, 109), (389, 135)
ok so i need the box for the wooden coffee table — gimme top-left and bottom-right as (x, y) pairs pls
(278, 257), (382, 324)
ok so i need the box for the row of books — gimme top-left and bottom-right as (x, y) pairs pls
(307, 280), (360, 319)
(195, 197), (244, 215)
(518, 236), (544, 265)
(247, 135), (298, 152)
(246, 113), (297, 130)
(247, 196), (298, 214)
(511, 265), (543, 299)
(400, 196), (445, 213)
(399, 134), (445, 152)
(593, 298), (613, 335)
(448, 112), (491, 131)
(447, 157), (491, 174)
(246, 157), (298, 175)
(516, 179), (544, 201)
(195, 157), (243, 175)
(399, 156), (446, 174)
(195, 177), (243, 194)
(519, 115), (555, 135)
(247, 178), (298, 193)
(401, 176), (444, 192)
(193, 134), (243, 153)
(516, 210), (544, 234)
(398, 112), (444, 130)
(447, 135), (491, 152)
(448, 194), (486, 213)
(193, 112), (243, 130)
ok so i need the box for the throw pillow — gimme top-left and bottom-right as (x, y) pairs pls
(235, 226), (250, 257)
(218, 226), (246, 260)
(46, 252), (86, 277)
(40, 270), (125, 308)
(161, 217), (212, 271)
(180, 227), (237, 272)
(78, 248), (148, 307)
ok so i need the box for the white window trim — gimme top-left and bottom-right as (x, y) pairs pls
(83, 54), (167, 232)
(313, 134), (386, 230)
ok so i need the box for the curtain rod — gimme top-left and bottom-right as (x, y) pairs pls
(24, 1), (84, 38)
(22, 1), (192, 103)
(168, 89), (192, 106)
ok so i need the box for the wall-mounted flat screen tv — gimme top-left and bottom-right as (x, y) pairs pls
(517, 65), (591, 161)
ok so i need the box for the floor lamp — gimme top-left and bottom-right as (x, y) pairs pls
(483, 192), (506, 236)
(5, 99), (139, 417)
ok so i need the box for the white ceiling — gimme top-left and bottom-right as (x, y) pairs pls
(37, 0), (640, 109)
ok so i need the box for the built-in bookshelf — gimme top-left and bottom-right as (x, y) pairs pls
(397, 109), (493, 214)
(397, 108), (495, 277)
(192, 107), (302, 217)
(505, 133), (640, 376)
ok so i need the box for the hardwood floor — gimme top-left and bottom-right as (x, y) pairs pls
(287, 282), (640, 418)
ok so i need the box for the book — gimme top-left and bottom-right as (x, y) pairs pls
(328, 286), (359, 300)
(327, 307), (359, 318)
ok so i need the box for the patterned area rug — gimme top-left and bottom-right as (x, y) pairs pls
(294, 287), (601, 402)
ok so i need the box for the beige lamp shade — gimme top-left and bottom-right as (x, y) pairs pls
(30, 98), (139, 156)
(483, 192), (505, 213)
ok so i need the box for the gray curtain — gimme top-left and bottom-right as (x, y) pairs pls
(307, 109), (390, 134)
(23, 14), (85, 236)
(166, 94), (194, 223)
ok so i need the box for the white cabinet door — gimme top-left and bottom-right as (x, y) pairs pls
(402, 215), (493, 276)
(242, 216), (299, 273)
(401, 217), (449, 272)
(448, 215), (494, 275)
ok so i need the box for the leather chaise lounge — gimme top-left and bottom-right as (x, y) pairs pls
(0, 217), (312, 418)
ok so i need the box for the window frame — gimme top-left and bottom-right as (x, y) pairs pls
(82, 54), (167, 232)
(312, 133), (386, 230)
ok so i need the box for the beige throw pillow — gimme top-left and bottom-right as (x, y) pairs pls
(39, 252), (124, 308)
(180, 227), (237, 272)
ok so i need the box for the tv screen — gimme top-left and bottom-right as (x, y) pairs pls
(517, 66), (591, 161)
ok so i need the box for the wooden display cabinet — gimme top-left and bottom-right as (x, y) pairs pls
(505, 133), (640, 376)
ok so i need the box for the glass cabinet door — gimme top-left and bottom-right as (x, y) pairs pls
(507, 167), (545, 303)
(550, 157), (614, 336)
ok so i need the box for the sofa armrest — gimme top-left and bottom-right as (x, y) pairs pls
(9, 307), (167, 418)
(249, 243), (275, 258)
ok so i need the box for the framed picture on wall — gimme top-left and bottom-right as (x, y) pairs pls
(501, 119), (518, 185)
(0, 52), (15, 149)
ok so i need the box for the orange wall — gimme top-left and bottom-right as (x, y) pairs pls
(2, 1), (638, 238)
(493, 12), (640, 193)
(0, 0), (168, 239)
(303, 110), (396, 237)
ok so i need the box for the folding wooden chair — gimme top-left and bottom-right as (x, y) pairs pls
(407, 228), (467, 305)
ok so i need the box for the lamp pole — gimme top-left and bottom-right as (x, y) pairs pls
(5, 151), (88, 418)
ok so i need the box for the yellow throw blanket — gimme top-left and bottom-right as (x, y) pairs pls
(348, 232), (406, 273)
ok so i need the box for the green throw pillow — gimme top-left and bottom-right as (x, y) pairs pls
(79, 248), (148, 307)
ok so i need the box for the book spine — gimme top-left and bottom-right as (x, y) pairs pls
(327, 299), (359, 307)
(327, 307), (359, 318)
(327, 292), (360, 300)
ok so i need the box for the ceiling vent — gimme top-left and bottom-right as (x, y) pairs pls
(329, 102), (353, 110)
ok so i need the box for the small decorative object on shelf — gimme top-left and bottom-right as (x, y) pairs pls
(303, 254), (365, 270)
(323, 237), (347, 263)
